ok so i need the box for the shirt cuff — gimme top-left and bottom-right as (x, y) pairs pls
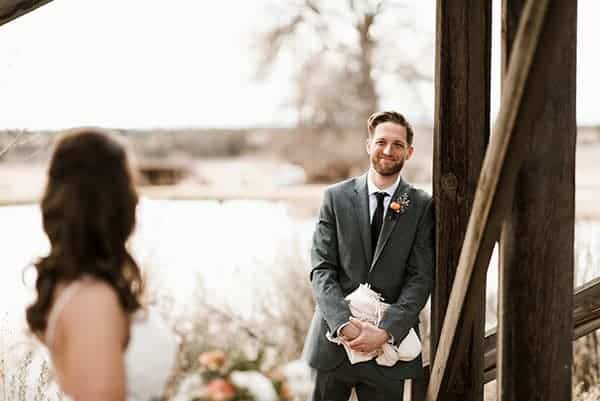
(336, 322), (351, 338)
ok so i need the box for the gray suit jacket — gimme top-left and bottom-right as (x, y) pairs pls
(302, 173), (434, 379)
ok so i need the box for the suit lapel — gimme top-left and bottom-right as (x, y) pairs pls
(350, 174), (372, 267)
(370, 177), (411, 271)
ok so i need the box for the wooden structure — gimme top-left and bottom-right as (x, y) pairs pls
(0, 0), (52, 26)
(497, 1), (577, 400)
(426, 1), (583, 401)
(2, 1), (596, 400)
(431, 2), (491, 400)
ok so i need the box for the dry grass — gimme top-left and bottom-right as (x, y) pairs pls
(166, 248), (314, 373)
(574, 333), (600, 392)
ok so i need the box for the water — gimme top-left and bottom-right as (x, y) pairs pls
(0, 199), (315, 328)
(2, 200), (598, 334)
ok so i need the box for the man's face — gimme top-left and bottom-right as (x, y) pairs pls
(366, 122), (414, 176)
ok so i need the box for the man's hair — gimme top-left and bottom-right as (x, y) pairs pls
(367, 111), (414, 145)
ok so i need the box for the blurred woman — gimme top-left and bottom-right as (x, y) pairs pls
(26, 128), (176, 401)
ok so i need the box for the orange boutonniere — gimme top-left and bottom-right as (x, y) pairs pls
(387, 192), (410, 219)
(390, 201), (402, 212)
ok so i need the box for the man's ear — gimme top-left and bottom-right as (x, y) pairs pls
(365, 137), (372, 155)
(406, 145), (415, 160)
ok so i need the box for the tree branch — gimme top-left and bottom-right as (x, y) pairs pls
(0, 131), (26, 160)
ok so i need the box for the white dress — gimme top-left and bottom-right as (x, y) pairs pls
(44, 279), (178, 401)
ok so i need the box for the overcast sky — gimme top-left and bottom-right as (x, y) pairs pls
(0, 1), (597, 130)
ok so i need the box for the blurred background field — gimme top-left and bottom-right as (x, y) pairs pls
(1, 126), (599, 218)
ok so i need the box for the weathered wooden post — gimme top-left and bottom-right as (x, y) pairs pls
(430, 1), (491, 400)
(426, 1), (556, 399)
(498, 1), (577, 400)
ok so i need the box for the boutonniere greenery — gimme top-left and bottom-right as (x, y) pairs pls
(387, 192), (410, 219)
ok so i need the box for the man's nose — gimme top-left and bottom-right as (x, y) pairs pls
(383, 143), (393, 154)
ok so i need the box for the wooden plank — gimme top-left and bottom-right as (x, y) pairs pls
(498, 0), (577, 399)
(484, 277), (600, 383)
(424, 1), (551, 400)
(0, 0), (53, 27)
(426, 278), (600, 384)
(431, 1), (491, 400)
(572, 277), (600, 339)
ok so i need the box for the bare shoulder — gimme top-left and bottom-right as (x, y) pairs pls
(51, 278), (129, 400)
(66, 279), (122, 313)
(58, 278), (127, 339)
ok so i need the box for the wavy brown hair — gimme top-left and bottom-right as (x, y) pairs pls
(26, 128), (143, 335)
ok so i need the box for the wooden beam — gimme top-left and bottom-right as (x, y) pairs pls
(421, 277), (600, 383)
(572, 277), (600, 339)
(498, 0), (577, 399)
(425, 1), (551, 399)
(0, 0), (53, 27)
(484, 277), (600, 383)
(431, 0), (491, 400)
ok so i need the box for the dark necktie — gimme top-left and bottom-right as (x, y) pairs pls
(371, 192), (388, 255)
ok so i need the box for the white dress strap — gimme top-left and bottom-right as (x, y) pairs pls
(45, 281), (85, 349)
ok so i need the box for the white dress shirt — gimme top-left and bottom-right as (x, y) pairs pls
(367, 172), (402, 222)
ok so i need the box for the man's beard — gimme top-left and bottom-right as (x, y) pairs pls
(371, 155), (404, 176)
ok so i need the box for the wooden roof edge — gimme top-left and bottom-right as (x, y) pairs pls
(0, 0), (54, 27)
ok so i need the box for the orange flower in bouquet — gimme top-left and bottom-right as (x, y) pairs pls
(206, 378), (236, 401)
(279, 382), (293, 400)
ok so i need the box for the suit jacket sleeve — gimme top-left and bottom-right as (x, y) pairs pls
(310, 188), (352, 335)
(379, 197), (434, 343)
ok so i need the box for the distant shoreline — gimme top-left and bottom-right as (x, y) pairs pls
(2, 182), (599, 221)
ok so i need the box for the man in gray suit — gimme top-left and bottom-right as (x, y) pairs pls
(303, 111), (434, 401)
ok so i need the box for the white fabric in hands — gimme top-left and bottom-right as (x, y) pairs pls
(326, 283), (421, 366)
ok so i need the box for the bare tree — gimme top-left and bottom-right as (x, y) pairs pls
(256, 0), (432, 135)
(0, 131), (26, 160)
(0, 130), (52, 162)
